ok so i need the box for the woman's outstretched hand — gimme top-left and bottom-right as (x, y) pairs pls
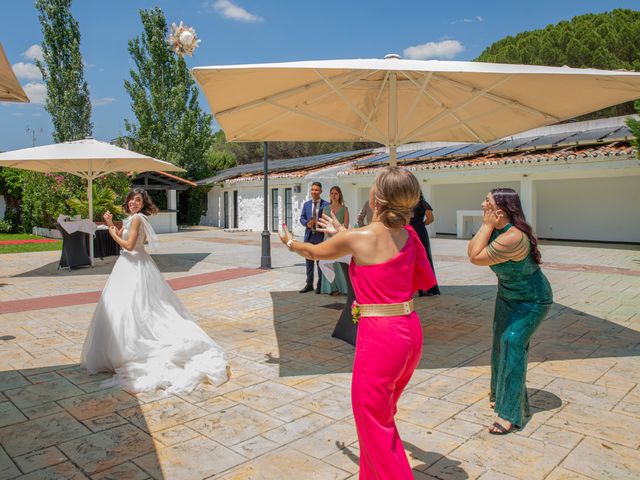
(316, 211), (340, 236)
(278, 223), (293, 245)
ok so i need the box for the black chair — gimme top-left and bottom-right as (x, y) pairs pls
(92, 229), (120, 259)
(55, 223), (91, 270)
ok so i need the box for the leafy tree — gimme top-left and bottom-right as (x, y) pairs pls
(0, 168), (26, 232)
(207, 128), (378, 166)
(35, 0), (92, 142)
(476, 8), (640, 119)
(20, 172), (77, 231)
(123, 7), (215, 224)
(123, 7), (213, 179)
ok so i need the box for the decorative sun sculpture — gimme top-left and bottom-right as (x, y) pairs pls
(169, 22), (201, 57)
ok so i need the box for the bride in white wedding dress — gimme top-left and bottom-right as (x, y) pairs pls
(81, 188), (228, 394)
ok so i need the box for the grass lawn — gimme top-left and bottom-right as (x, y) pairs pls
(0, 233), (62, 254)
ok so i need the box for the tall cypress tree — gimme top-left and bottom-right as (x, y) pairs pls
(35, 0), (92, 142)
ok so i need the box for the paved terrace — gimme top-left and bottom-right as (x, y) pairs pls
(0, 227), (639, 479)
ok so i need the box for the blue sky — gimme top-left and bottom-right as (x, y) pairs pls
(1, 0), (638, 151)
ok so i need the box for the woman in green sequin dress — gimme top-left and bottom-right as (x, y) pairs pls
(467, 188), (552, 434)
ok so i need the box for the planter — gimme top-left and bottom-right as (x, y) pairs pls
(32, 226), (62, 239)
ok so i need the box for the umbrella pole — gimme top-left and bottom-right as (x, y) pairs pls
(389, 72), (398, 167)
(88, 165), (94, 266)
(261, 142), (272, 269)
(389, 145), (397, 166)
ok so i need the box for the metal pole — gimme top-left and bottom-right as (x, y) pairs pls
(389, 72), (398, 167)
(389, 145), (398, 166)
(87, 159), (94, 266)
(260, 142), (272, 269)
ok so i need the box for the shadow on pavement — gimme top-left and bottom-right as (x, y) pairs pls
(0, 364), (164, 479)
(270, 284), (640, 377)
(335, 440), (469, 478)
(12, 253), (210, 277)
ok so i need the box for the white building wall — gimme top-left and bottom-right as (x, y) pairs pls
(431, 181), (520, 235)
(536, 176), (640, 243)
(202, 180), (308, 236)
(201, 156), (640, 244)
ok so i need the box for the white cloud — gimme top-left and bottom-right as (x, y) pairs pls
(452, 16), (485, 25)
(213, 0), (263, 22)
(22, 82), (47, 104)
(91, 97), (117, 107)
(403, 40), (464, 60)
(22, 44), (44, 62)
(12, 112), (25, 117)
(12, 62), (42, 81)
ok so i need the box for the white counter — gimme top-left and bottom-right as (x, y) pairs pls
(148, 211), (178, 234)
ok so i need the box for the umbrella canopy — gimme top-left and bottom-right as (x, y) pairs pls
(0, 43), (29, 103)
(0, 138), (185, 263)
(0, 138), (184, 175)
(193, 56), (640, 164)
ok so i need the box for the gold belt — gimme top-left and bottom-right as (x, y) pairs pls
(351, 299), (414, 323)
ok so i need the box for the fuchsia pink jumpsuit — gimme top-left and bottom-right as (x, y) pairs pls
(349, 225), (436, 479)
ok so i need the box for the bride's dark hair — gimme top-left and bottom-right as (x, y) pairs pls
(123, 188), (159, 216)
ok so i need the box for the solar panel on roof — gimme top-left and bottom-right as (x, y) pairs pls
(601, 126), (633, 141)
(203, 149), (372, 182)
(447, 143), (489, 156)
(485, 136), (541, 153)
(516, 132), (579, 149)
(562, 127), (619, 144)
(420, 145), (467, 157)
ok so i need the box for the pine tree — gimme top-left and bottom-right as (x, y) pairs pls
(476, 9), (640, 119)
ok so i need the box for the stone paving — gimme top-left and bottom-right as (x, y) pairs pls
(0, 227), (639, 479)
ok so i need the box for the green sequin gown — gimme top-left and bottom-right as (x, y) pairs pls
(320, 205), (349, 295)
(489, 224), (553, 427)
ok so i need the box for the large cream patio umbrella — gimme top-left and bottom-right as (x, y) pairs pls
(192, 55), (640, 268)
(0, 43), (29, 103)
(192, 55), (640, 166)
(0, 138), (185, 262)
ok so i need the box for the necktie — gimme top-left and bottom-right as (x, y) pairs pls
(312, 201), (318, 231)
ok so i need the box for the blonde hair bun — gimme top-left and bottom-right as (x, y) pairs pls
(373, 167), (421, 228)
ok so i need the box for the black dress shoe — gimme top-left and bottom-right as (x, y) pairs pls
(299, 285), (314, 293)
(315, 286), (322, 294)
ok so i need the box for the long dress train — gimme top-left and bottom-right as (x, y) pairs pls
(81, 213), (228, 394)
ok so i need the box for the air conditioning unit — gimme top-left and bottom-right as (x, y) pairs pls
(293, 185), (301, 193)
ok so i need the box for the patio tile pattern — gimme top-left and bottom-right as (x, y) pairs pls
(0, 227), (639, 479)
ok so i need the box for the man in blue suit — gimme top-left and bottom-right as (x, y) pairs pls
(299, 181), (329, 293)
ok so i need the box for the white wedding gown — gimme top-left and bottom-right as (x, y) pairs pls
(81, 213), (228, 394)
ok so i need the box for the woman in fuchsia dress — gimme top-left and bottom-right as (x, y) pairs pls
(279, 167), (435, 479)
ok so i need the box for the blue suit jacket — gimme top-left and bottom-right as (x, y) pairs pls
(300, 198), (329, 243)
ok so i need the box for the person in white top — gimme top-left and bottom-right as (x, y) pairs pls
(81, 188), (228, 394)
